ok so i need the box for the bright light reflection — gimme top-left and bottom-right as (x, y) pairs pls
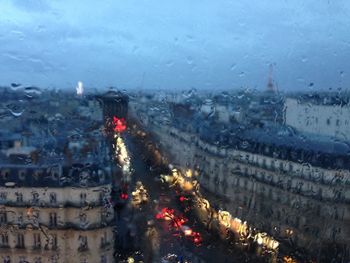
(76, 81), (84, 95)
(115, 136), (131, 175)
(131, 181), (149, 207)
(165, 168), (280, 251)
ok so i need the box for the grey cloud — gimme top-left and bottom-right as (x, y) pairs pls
(0, 0), (349, 91)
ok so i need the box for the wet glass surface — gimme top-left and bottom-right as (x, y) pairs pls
(0, 1), (350, 263)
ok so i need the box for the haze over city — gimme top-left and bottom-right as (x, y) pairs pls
(1, 0), (350, 91)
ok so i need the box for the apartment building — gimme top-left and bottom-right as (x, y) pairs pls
(129, 93), (350, 259)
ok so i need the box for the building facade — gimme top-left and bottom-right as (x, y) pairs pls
(0, 163), (115, 263)
(129, 93), (350, 259)
(285, 97), (350, 141)
(0, 90), (116, 263)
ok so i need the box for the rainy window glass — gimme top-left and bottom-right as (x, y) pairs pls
(0, 1), (349, 262)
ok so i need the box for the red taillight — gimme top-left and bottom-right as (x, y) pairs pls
(155, 213), (163, 219)
(156, 207), (175, 220)
(192, 232), (202, 245)
(179, 196), (185, 202)
(120, 193), (128, 200)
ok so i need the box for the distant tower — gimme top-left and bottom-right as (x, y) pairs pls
(266, 64), (275, 93)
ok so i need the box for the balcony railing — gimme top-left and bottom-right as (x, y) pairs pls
(2, 218), (115, 231)
(0, 199), (107, 208)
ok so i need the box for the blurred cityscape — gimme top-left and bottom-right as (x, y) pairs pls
(0, 82), (349, 263)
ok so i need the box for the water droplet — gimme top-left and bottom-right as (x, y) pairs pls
(186, 35), (194, 41)
(11, 83), (21, 88)
(36, 25), (46, 33)
(182, 88), (197, 99)
(166, 60), (174, 67)
(6, 102), (26, 117)
(186, 56), (193, 65)
(24, 86), (42, 98)
(8, 108), (25, 117)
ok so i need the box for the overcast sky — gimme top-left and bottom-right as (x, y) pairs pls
(0, 0), (349, 91)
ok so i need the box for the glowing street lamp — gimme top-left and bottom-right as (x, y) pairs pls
(218, 210), (232, 228)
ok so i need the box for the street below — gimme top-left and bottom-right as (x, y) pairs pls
(112, 132), (269, 263)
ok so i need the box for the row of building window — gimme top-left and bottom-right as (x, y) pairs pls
(0, 169), (59, 181)
(236, 177), (345, 220)
(0, 232), (110, 251)
(203, 167), (346, 221)
(0, 256), (108, 263)
(231, 192), (345, 241)
(0, 233), (57, 250)
(304, 117), (348, 126)
(198, 140), (347, 181)
(2, 256), (42, 263)
(202, 156), (347, 203)
(0, 191), (100, 205)
(323, 118), (349, 126)
(0, 211), (57, 226)
(0, 211), (97, 227)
